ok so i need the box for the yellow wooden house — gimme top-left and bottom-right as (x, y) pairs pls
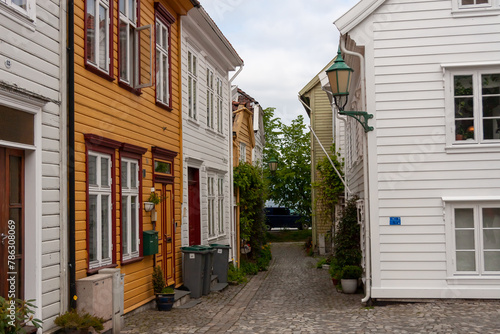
(72, 0), (197, 315)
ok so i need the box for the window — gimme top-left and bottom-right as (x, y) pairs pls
(119, 0), (137, 85)
(85, 0), (111, 76)
(207, 68), (214, 129)
(216, 77), (223, 133)
(452, 0), (500, 14)
(240, 142), (246, 162)
(88, 151), (113, 269)
(453, 72), (500, 143)
(460, 0), (489, 6)
(188, 51), (198, 120)
(452, 205), (500, 275)
(218, 177), (224, 234)
(155, 5), (174, 108)
(121, 158), (139, 261)
(1, 0), (36, 21)
(208, 176), (215, 237)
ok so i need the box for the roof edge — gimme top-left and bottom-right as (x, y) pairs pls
(298, 57), (336, 96)
(334, 0), (386, 34)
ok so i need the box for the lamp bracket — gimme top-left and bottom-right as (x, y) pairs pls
(339, 110), (374, 132)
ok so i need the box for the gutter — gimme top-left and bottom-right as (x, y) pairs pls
(339, 35), (371, 305)
(67, 0), (76, 309)
(229, 65), (244, 84)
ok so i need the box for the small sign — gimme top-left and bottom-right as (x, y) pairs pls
(189, 253), (195, 259)
(390, 217), (401, 225)
(218, 249), (222, 254)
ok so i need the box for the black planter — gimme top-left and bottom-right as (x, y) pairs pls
(156, 293), (175, 311)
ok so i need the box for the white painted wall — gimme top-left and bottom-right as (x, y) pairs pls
(0, 0), (66, 330)
(343, 0), (500, 299)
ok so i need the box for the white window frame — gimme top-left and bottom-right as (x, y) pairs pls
(452, 0), (500, 16)
(86, 0), (110, 73)
(155, 17), (170, 106)
(188, 50), (198, 120)
(216, 76), (223, 133)
(445, 199), (500, 279)
(88, 151), (113, 269)
(218, 177), (224, 235)
(0, 0), (36, 22)
(444, 65), (500, 150)
(121, 158), (140, 261)
(240, 142), (246, 162)
(208, 176), (215, 238)
(207, 67), (214, 129)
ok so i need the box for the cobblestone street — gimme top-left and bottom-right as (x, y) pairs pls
(121, 243), (500, 333)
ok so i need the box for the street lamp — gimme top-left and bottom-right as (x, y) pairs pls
(268, 156), (278, 172)
(326, 47), (373, 132)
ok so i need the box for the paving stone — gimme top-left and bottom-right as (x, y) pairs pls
(121, 242), (500, 333)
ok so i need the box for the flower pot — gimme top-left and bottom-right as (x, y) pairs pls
(156, 293), (175, 311)
(332, 278), (339, 286)
(341, 279), (358, 294)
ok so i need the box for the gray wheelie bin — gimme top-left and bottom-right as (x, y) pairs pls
(181, 246), (208, 299)
(209, 244), (231, 283)
(195, 245), (215, 295)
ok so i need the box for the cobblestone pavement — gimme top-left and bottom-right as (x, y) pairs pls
(121, 242), (500, 334)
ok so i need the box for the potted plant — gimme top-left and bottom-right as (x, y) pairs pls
(328, 257), (342, 287)
(340, 265), (362, 294)
(54, 309), (105, 334)
(152, 265), (175, 311)
(0, 297), (42, 334)
(144, 192), (163, 212)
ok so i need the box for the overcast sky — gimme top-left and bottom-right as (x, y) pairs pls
(200, 0), (359, 125)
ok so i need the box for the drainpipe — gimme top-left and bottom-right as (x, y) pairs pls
(67, 0), (76, 309)
(229, 65), (243, 265)
(339, 35), (371, 305)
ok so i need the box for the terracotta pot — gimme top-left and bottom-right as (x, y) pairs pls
(332, 278), (339, 286)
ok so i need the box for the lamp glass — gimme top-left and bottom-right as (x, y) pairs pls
(268, 156), (278, 172)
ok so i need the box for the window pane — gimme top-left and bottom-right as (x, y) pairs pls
(9, 156), (21, 204)
(119, 0), (125, 14)
(86, 0), (96, 63)
(128, 0), (135, 21)
(455, 119), (475, 141)
(0, 105), (35, 145)
(483, 230), (500, 250)
(483, 208), (500, 227)
(461, 0), (474, 4)
(121, 161), (128, 188)
(482, 74), (500, 95)
(482, 96), (500, 117)
(154, 161), (171, 174)
(101, 195), (110, 260)
(477, 0), (489, 3)
(98, 5), (107, 71)
(131, 196), (137, 253)
(163, 26), (167, 50)
(131, 163), (137, 188)
(163, 55), (168, 103)
(484, 251), (500, 271)
(455, 98), (474, 118)
(88, 155), (97, 186)
(456, 230), (474, 250)
(482, 119), (500, 140)
(12, 0), (27, 9)
(119, 20), (128, 81)
(456, 251), (475, 271)
(454, 75), (473, 96)
(101, 157), (109, 187)
(89, 195), (98, 262)
(455, 208), (474, 228)
(122, 196), (128, 254)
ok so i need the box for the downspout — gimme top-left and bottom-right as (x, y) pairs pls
(340, 35), (371, 304)
(67, 0), (76, 309)
(229, 65), (243, 266)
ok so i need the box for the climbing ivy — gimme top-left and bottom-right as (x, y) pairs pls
(333, 196), (361, 269)
(233, 162), (268, 259)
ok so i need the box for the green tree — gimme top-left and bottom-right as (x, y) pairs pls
(263, 108), (311, 220)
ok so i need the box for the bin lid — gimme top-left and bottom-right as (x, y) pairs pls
(181, 246), (208, 253)
(143, 230), (158, 235)
(209, 243), (231, 249)
(194, 245), (215, 253)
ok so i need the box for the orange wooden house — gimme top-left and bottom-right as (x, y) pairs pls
(72, 0), (197, 314)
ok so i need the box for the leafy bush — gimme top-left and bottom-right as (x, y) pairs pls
(0, 297), (42, 334)
(256, 244), (272, 271)
(333, 197), (361, 269)
(240, 260), (259, 275)
(228, 264), (247, 284)
(341, 265), (362, 279)
(316, 258), (328, 269)
(54, 309), (105, 332)
(152, 265), (166, 294)
(328, 257), (342, 280)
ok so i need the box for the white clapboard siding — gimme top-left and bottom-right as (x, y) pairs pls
(347, 0), (500, 295)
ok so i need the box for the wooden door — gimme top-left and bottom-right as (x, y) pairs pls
(156, 182), (175, 286)
(0, 148), (24, 299)
(188, 168), (200, 246)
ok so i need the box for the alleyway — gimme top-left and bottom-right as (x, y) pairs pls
(121, 243), (500, 334)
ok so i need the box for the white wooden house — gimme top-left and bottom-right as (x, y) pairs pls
(180, 6), (243, 262)
(333, 0), (500, 300)
(0, 0), (66, 331)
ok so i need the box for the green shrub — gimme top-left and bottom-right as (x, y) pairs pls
(328, 257), (342, 280)
(228, 264), (247, 284)
(341, 265), (362, 279)
(54, 309), (105, 332)
(333, 197), (361, 269)
(256, 244), (272, 271)
(316, 258), (327, 269)
(0, 297), (42, 334)
(240, 260), (259, 275)
(152, 265), (166, 294)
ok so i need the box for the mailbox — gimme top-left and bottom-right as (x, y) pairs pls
(143, 230), (158, 256)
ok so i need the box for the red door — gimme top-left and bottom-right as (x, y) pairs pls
(156, 182), (175, 287)
(0, 148), (24, 299)
(188, 168), (200, 246)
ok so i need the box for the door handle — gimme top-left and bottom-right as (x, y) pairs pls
(1, 233), (8, 245)
(164, 234), (172, 243)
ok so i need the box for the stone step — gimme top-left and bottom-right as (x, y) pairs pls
(173, 289), (191, 308)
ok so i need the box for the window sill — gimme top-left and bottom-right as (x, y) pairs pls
(206, 127), (217, 135)
(85, 63), (114, 82)
(121, 256), (144, 265)
(0, 3), (35, 31)
(187, 118), (200, 127)
(118, 81), (142, 96)
(87, 263), (118, 275)
(156, 100), (173, 112)
(451, 7), (500, 17)
(447, 276), (500, 285)
(445, 142), (500, 154)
